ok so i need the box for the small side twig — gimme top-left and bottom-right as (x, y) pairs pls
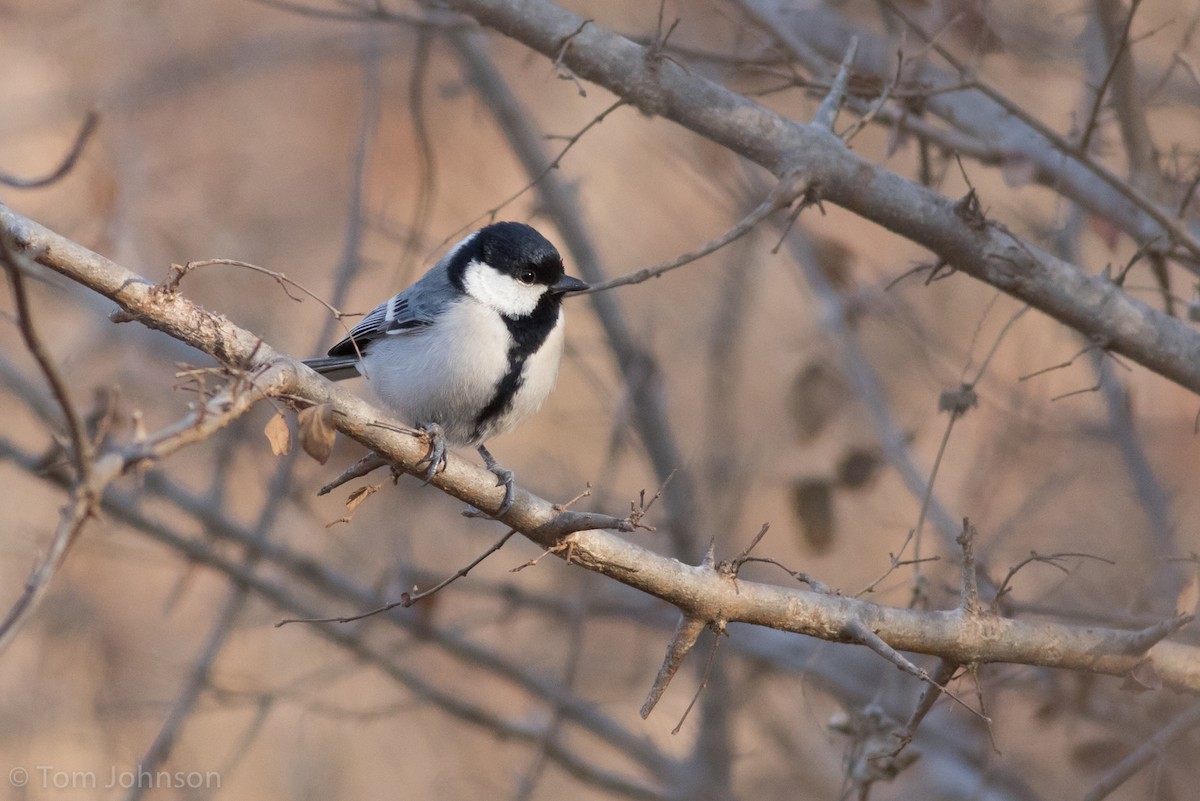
(161, 259), (358, 323)
(317, 452), (391, 496)
(957, 518), (980, 615)
(813, 36), (859, 130)
(855, 529), (941, 597)
(991, 551), (1116, 610)
(842, 619), (988, 723)
(892, 658), (961, 754)
(670, 627), (723, 735)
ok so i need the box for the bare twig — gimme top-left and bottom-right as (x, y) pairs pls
(871, 0), (1200, 265)
(164, 259), (358, 323)
(813, 36), (858, 130)
(1081, 701), (1200, 801)
(1, 239), (92, 481)
(277, 530), (518, 625)
(251, 0), (468, 27)
(670, 629), (723, 735)
(435, 98), (627, 251)
(0, 364), (289, 653)
(0, 238), (97, 653)
(0, 110), (98, 189)
(842, 619), (987, 723)
(1079, 0), (1144, 153)
(992, 551), (1117, 609)
(893, 658), (961, 754)
(584, 172), (809, 294)
(956, 519), (980, 615)
(317, 451), (391, 495)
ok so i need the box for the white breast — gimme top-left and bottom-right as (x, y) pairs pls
(360, 301), (564, 447)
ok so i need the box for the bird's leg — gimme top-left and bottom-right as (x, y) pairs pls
(416, 422), (448, 483)
(477, 443), (515, 517)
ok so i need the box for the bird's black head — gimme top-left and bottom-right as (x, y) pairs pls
(475, 221), (565, 288)
(449, 222), (587, 317)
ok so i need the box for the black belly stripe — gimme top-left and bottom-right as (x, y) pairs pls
(471, 296), (561, 441)
(471, 351), (530, 441)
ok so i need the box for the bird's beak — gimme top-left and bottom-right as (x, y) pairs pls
(550, 275), (589, 295)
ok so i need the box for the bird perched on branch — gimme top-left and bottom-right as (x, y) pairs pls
(304, 221), (588, 516)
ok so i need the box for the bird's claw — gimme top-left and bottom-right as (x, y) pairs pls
(477, 444), (515, 517)
(417, 422), (447, 483)
(489, 464), (515, 517)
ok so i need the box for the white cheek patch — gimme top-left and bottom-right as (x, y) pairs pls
(462, 259), (547, 317)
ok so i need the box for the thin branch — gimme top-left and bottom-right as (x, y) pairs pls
(670, 630), (722, 735)
(813, 36), (858, 130)
(0, 364), (288, 653)
(1, 239), (93, 481)
(910, 387), (972, 602)
(1081, 701), (1200, 801)
(1119, 613), (1194, 655)
(434, 98), (628, 251)
(250, 0), (468, 27)
(893, 658), (961, 754)
(992, 551), (1117, 609)
(164, 259), (359, 322)
(1079, 0), (1144, 153)
(957, 520), (980, 615)
(276, 529), (517, 625)
(0, 110), (98, 189)
(842, 619), (988, 723)
(0, 238), (97, 653)
(584, 173), (809, 294)
(0, 473), (95, 654)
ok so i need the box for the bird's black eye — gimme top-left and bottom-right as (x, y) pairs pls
(517, 268), (537, 285)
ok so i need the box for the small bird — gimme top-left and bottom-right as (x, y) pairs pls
(303, 221), (588, 516)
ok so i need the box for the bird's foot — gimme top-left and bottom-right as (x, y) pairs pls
(416, 422), (448, 483)
(477, 444), (515, 517)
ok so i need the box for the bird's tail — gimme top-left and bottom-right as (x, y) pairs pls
(302, 356), (363, 382)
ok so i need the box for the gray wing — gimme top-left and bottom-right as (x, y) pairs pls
(326, 263), (457, 358)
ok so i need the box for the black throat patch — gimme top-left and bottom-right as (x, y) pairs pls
(471, 295), (562, 440)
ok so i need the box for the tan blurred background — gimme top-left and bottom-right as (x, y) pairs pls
(2, 1), (1199, 799)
